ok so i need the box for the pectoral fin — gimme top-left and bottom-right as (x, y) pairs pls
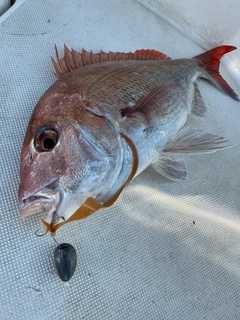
(121, 83), (177, 123)
(164, 127), (232, 154)
(152, 155), (187, 181)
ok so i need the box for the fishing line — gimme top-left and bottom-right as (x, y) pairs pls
(35, 228), (49, 237)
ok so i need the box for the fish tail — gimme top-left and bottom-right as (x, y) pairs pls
(194, 45), (239, 101)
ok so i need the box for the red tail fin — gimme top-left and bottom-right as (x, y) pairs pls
(194, 46), (239, 101)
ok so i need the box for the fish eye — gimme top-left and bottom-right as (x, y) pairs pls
(34, 129), (58, 152)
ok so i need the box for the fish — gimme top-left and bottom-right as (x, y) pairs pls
(18, 45), (239, 234)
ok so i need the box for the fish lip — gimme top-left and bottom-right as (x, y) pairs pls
(19, 187), (60, 220)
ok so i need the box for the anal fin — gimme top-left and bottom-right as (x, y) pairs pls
(152, 155), (187, 181)
(192, 83), (207, 116)
(164, 127), (232, 154)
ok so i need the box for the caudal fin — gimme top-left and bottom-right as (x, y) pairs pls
(194, 46), (239, 101)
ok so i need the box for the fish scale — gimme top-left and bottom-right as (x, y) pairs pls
(18, 45), (239, 233)
(56, 59), (200, 115)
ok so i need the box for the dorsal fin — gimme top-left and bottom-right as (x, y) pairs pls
(51, 44), (171, 78)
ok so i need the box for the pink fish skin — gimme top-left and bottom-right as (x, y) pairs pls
(18, 45), (239, 233)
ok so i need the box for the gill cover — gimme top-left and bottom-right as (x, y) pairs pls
(42, 134), (138, 234)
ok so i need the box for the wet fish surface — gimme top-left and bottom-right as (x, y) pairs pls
(18, 45), (239, 233)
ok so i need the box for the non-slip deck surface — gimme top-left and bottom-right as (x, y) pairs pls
(0, 1), (240, 319)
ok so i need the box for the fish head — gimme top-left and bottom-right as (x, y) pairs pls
(19, 90), (123, 229)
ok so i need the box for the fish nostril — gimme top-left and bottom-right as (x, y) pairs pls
(25, 152), (33, 164)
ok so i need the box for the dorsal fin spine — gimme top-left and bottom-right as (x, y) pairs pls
(81, 48), (87, 66)
(64, 44), (71, 72)
(54, 45), (64, 77)
(90, 50), (95, 64)
(71, 49), (78, 69)
(100, 50), (103, 62)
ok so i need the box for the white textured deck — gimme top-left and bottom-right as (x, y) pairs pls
(0, 1), (240, 319)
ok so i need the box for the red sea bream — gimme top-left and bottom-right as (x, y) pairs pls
(18, 45), (239, 233)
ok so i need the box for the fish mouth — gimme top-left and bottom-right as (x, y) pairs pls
(19, 187), (60, 224)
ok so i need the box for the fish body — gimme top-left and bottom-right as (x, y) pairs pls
(18, 45), (239, 233)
